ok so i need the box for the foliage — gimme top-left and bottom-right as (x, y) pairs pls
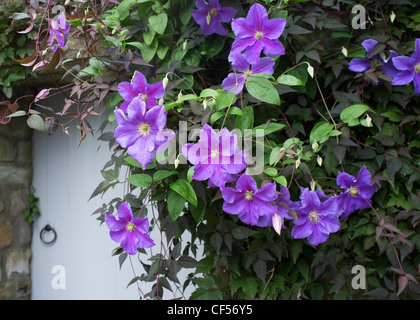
(2, 0), (420, 300)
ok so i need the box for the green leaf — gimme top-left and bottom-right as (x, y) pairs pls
(235, 106), (254, 133)
(246, 79), (280, 105)
(215, 90), (236, 111)
(269, 147), (283, 165)
(310, 121), (334, 143)
(169, 179), (197, 207)
(210, 111), (225, 124)
(140, 38), (158, 63)
(124, 156), (142, 168)
(340, 104), (370, 124)
(191, 198), (206, 224)
(252, 122), (285, 137)
(27, 114), (46, 132)
(117, 0), (133, 20)
(264, 168), (278, 177)
(232, 226), (257, 240)
(289, 240), (302, 264)
(153, 170), (178, 181)
(148, 13), (168, 35)
(273, 175), (287, 187)
(127, 174), (153, 188)
(200, 88), (219, 98)
(297, 259), (309, 281)
(167, 190), (185, 221)
(276, 74), (304, 86)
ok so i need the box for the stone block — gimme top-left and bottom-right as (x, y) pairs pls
(6, 250), (31, 279)
(0, 166), (32, 186)
(0, 224), (13, 248)
(0, 138), (15, 162)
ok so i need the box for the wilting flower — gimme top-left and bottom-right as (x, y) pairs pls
(390, 38), (420, 94)
(48, 12), (70, 52)
(336, 166), (377, 219)
(118, 71), (165, 112)
(222, 52), (275, 95)
(221, 174), (277, 226)
(182, 124), (247, 187)
(230, 3), (286, 65)
(291, 188), (341, 246)
(191, 0), (236, 36)
(105, 202), (155, 255)
(114, 97), (172, 169)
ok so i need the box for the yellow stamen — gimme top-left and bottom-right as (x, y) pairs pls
(255, 31), (263, 39)
(138, 122), (150, 137)
(349, 187), (359, 198)
(211, 150), (219, 159)
(245, 191), (253, 201)
(126, 223), (135, 232)
(415, 64), (420, 73)
(309, 211), (320, 224)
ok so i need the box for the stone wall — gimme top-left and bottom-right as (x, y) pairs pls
(0, 116), (32, 299)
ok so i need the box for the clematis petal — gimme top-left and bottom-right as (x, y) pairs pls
(348, 58), (372, 73)
(299, 188), (321, 212)
(361, 39), (378, 57)
(117, 202), (134, 222)
(231, 36), (257, 56)
(414, 38), (420, 64)
(131, 71), (148, 94)
(255, 182), (277, 202)
(336, 171), (356, 189)
(118, 82), (137, 101)
(247, 3), (268, 31)
(262, 18), (286, 39)
(251, 57), (275, 75)
(222, 73), (246, 95)
(392, 56), (415, 71)
(291, 219), (313, 239)
(414, 74), (420, 95)
(307, 225), (329, 246)
(392, 70), (414, 85)
(261, 38), (285, 57)
(230, 52), (251, 73)
(145, 105), (167, 131)
(146, 81), (165, 101)
(218, 6), (236, 22)
(236, 174), (257, 192)
(243, 40), (264, 65)
(135, 232), (155, 249)
(120, 232), (139, 255)
(132, 216), (150, 234)
(127, 138), (156, 169)
(231, 18), (256, 38)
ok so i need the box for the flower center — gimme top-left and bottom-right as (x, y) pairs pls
(415, 63), (420, 73)
(211, 150), (219, 159)
(126, 222), (135, 232)
(209, 8), (218, 16)
(254, 31), (263, 40)
(141, 94), (148, 102)
(138, 122), (151, 137)
(245, 191), (253, 201)
(243, 70), (252, 79)
(349, 187), (359, 198)
(309, 211), (320, 224)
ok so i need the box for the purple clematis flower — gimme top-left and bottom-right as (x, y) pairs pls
(390, 38), (420, 94)
(348, 39), (379, 73)
(114, 97), (172, 170)
(256, 185), (298, 230)
(118, 71), (165, 113)
(105, 202), (155, 255)
(182, 124), (247, 187)
(336, 166), (377, 219)
(291, 188), (341, 246)
(222, 52), (275, 95)
(221, 174), (277, 226)
(230, 3), (286, 65)
(48, 12), (70, 52)
(191, 0), (236, 36)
